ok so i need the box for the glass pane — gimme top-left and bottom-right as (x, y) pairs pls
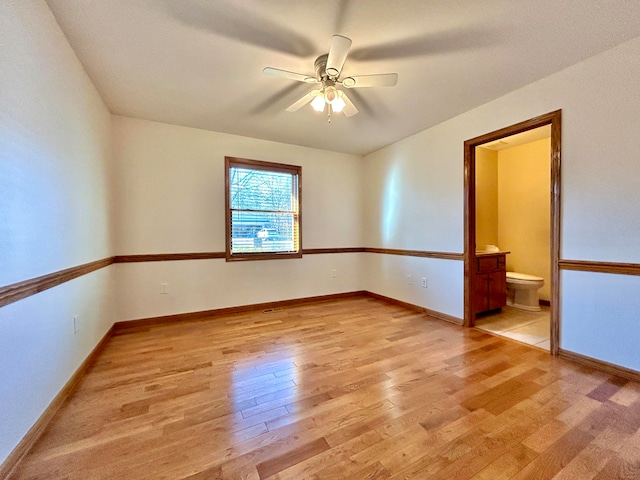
(230, 167), (293, 211)
(231, 211), (296, 253)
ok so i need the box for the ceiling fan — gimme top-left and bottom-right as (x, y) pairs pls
(263, 35), (398, 121)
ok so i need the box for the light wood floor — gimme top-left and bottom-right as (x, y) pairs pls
(10, 297), (640, 479)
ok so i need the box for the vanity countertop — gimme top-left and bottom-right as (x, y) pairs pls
(475, 250), (510, 257)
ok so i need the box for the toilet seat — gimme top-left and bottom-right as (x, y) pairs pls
(506, 272), (544, 284)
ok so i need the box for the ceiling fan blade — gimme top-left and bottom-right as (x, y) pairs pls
(341, 92), (358, 117)
(342, 73), (398, 88)
(263, 67), (318, 84)
(326, 35), (352, 77)
(286, 90), (322, 112)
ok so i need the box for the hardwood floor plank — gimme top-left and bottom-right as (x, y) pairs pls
(511, 428), (596, 479)
(255, 437), (330, 479)
(271, 429), (384, 480)
(348, 461), (392, 480)
(472, 443), (538, 479)
(550, 443), (613, 480)
(8, 297), (640, 479)
(608, 380), (640, 407)
(587, 376), (629, 402)
(522, 418), (571, 454)
(425, 411), (544, 480)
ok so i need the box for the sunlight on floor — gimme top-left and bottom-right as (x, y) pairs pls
(475, 305), (550, 350)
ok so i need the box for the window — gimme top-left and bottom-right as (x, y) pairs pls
(225, 157), (302, 261)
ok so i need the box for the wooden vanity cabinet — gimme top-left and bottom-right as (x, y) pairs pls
(475, 253), (507, 313)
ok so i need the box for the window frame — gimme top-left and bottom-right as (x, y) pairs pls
(225, 156), (302, 261)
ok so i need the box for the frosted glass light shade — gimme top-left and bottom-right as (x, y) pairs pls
(332, 96), (346, 112)
(311, 95), (325, 112)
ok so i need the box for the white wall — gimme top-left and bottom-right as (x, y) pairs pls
(561, 270), (640, 371)
(363, 35), (640, 369)
(115, 254), (363, 321)
(112, 116), (364, 321)
(361, 103), (467, 321)
(364, 254), (464, 320)
(0, 0), (114, 465)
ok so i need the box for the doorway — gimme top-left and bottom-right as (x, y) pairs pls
(463, 110), (561, 355)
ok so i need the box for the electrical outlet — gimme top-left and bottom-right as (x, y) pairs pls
(421, 277), (428, 288)
(331, 269), (337, 278)
(73, 315), (80, 334)
(160, 283), (169, 294)
(407, 275), (413, 285)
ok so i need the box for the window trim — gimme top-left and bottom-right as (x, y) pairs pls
(225, 156), (302, 262)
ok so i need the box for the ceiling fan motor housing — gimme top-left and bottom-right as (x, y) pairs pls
(314, 54), (330, 80)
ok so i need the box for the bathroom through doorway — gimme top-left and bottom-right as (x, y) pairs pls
(463, 111), (561, 355)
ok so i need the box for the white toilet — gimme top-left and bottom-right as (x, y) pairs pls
(506, 272), (545, 311)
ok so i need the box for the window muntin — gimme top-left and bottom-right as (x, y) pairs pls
(225, 157), (301, 260)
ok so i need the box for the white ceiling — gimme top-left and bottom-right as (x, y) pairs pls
(45, 0), (640, 156)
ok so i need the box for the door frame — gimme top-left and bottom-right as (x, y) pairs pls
(463, 110), (562, 355)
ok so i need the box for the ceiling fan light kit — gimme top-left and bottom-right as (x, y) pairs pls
(324, 85), (337, 103)
(263, 35), (398, 122)
(331, 93), (346, 113)
(310, 94), (325, 112)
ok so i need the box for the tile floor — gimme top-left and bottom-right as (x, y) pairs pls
(474, 305), (550, 350)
